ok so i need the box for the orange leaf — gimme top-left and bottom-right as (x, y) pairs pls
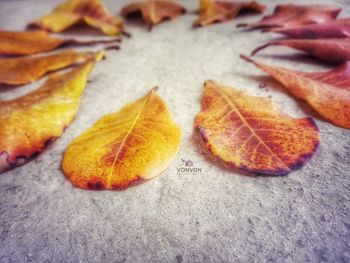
(271, 18), (350, 39)
(251, 38), (350, 63)
(237, 4), (341, 29)
(29, 0), (123, 36)
(195, 80), (319, 176)
(62, 88), (181, 190)
(0, 30), (119, 56)
(0, 49), (101, 86)
(121, 0), (186, 30)
(193, 0), (265, 27)
(241, 54), (350, 129)
(0, 54), (103, 173)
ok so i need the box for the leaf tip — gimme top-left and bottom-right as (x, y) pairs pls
(94, 50), (106, 61)
(0, 151), (11, 174)
(151, 86), (159, 92)
(204, 79), (215, 87)
(122, 31), (131, 38)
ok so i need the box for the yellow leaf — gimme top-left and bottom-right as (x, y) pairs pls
(0, 49), (101, 86)
(195, 80), (320, 176)
(30, 0), (124, 36)
(193, 0), (265, 27)
(62, 88), (181, 190)
(0, 56), (101, 173)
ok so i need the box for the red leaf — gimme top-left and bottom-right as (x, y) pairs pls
(237, 4), (341, 29)
(272, 18), (350, 38)
(241, 54), (350, 129)
(251, 38), (350, 63)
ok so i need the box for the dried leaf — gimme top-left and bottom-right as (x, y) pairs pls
(251, 38), (350, 63)
(62, 88), (181, 190)
(122, 0), (186, 30)
(0, 30), (119, 56)
(195, 80), (319, 176)
(271, 18), (350, 38)
(193, 0), (265, 27)
(0, 50), (101, 86)
(241, 54), (350, 129)
(237, 4), (341, 29)
(29, 0), (123, 36)
(0, 54), (103, 173)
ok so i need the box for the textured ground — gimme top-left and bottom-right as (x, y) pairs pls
(1, 0), (350, 262)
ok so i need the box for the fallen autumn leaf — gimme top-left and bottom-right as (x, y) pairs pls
(193, 0), (265, 27)
(251, 38), (350, 63)
(121, 0), (186, 30)
(0, 49), (102, 86)
(237, 4), (341, 29)
(29, 0), (124, 36)
(0, 30), (119, 56)
(271, 18), (350, 38)
(195, 80), (320, 176)
(0, 52), (103, 173)
(62, 87), (181, 190)
(241, 54), (350, 129)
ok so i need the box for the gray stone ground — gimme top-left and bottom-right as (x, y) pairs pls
(1, 0), (350, 262)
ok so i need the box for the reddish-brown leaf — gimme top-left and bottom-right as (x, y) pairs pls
(251, 38), (350, 63)
(272, 18), (350, 38)
(195, 80), (319, 176)
(237, 4), (341, 29)
(0, 30), (119, 56)
(121, 0), (186, 30)
(241, 54), (350, 129)
(193, 0), (265, 27)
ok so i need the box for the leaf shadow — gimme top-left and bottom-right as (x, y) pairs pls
(0, 83), (23, 93)
(122, 12), (151, 31)
(57, 24), (106, 37)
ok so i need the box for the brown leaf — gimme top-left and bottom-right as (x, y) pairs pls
(0, 53), (103, 173)
(0, 30), (119, 56)
(271, 18), (350, 38)
(194, 0), (265, 27)
(121, 0), (186, 30)
(29, 0), (123, 36)
(237, 4), (341, 29)
(195, 80), (319, 176)
(241, 54), (350, 129)
(0, 50), (102, 86)
(251, 38), (350, 63)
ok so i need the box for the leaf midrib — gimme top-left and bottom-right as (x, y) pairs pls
(106, 92), (152, 187)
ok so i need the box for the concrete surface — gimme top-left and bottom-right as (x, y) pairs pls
(1, 0), (350, 262)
